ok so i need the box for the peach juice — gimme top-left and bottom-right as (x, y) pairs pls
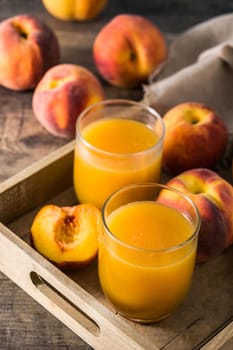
(74, 100), (164, 208)
(99, 183), (200, 323)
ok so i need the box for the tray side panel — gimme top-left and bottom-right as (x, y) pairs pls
(0, 223), (158, 350)
(0, 142), (74, 224)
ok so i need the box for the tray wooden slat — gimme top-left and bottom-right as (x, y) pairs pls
(0, 141), (233, 350)
(0, 141), (75, 224)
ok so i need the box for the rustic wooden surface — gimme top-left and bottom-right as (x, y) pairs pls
(0, 0), (233, 349)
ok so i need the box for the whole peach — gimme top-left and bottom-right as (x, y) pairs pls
(42, 0), (108, 21)
(32, 64), (105, 139)
(159, 168), (233, 263)
(93, 14), (167, 88)
(0, 14), (60, 91)
(162, 102), (228, 175)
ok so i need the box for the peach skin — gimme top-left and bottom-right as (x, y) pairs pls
(159, 168), (233, 262)
(32, 64), (105, 139)
(93, 14), (167, 88)
(0, 14), (60, 91)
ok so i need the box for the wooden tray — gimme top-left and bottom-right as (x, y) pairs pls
(0, 140), (233, 350)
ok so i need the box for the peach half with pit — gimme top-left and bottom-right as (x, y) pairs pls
(30, 203), (102, 269)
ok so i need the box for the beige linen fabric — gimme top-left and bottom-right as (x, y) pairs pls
(143, 13), (233, 134)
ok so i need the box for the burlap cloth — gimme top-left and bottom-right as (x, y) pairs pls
(143, 13), (233, 138)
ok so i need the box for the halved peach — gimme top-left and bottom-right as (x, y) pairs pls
(30, 203), (102, 269)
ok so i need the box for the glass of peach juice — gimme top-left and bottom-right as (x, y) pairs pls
(99, 183), (201, 323)
(73, 99), (165, 209)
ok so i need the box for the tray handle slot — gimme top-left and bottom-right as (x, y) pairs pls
(30, 270), (100, 337)
(0, 223), (156, 350)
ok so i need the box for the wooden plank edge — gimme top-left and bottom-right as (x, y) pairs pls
(0, 223), (159, 350)
(195, 317), (233, 350)
(0, 141), (75, 224)
(0, 140), (75, 193)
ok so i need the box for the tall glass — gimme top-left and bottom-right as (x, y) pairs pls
(99, 183), (200, 323)
(73, 99), (165, 209)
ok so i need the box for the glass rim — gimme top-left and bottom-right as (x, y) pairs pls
(102, 182), (201, 254)
(76, 98), (165, 159)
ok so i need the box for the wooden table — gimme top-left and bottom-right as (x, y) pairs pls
(0, 1), (233, 349)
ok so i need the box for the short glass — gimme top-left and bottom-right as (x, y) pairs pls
(99, 183), (200, 323)
(73, 99), (165, 209)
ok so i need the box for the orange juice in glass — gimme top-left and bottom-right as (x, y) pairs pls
(99, 183), (200, 323)
(73, 99), (165, 208)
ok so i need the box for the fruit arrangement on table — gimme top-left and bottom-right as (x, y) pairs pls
(0, 2), (233, 322)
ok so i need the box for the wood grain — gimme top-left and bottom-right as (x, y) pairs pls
(0, 0), (233, 349)
(0, 143), (233, 350)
